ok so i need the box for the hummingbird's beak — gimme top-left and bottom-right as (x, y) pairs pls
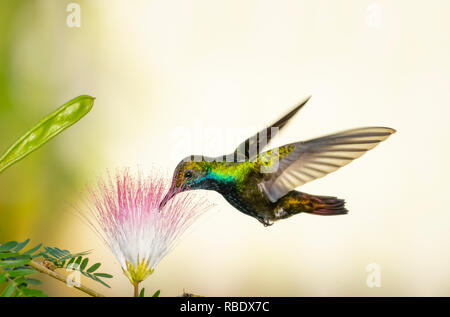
(159, 181), (183, 211)
(159, 189), (176, 211)
(159, 179), (190, 211)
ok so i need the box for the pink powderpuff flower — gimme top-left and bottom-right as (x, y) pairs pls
(80, 168), (212, 292)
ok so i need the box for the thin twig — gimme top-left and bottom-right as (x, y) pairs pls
(28, 260), (105, 297)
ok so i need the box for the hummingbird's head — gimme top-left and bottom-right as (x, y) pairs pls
(159, 157), (209, 210)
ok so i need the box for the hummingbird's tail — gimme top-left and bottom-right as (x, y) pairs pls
(306, 195), (348, 216)
(274, 191), (348, 219)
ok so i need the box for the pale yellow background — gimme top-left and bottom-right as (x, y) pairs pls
(1, 0), (449, 296)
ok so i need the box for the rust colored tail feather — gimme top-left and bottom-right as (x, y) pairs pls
(308, 195), (348, 215)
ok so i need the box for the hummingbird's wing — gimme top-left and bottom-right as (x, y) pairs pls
(258, 127), (396, 202)
(232, 96), (311, 161)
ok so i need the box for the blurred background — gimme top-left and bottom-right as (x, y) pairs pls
(0, 0), (449, 296)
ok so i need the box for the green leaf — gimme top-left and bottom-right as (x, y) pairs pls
(20, 288), (47, 297)
(80, 258), (89, 270)
(8, 268), (37, 278)
(0, 241), (18, 252)
(56, 250), (91, 262)
(45, 248), (57, 257)
(54, 247), (65, 256)
(75, 256), (82, 266)
(0, 95), (95, 174)
(13, 239), (30, 252)
(139, 288), (145, 297)
(93, 273), (113, 278)
(31, 253), (43, 259)
(0, 252), (20, 259)
(23, 243), (42, 256)
(0, 257), (31, 268)
(0, 273), (7, 284)
(0, 282), (16, 297)
(44, 247), (59, 259)
(25, 278), (42, 285)
(152, 290), (161, 297)
(13, 276), (27, 286)
(86, 263), (101, 273)
(52, 248), (71, 260)
(90, 275), (111, 288)
(67, 257), (76, 267)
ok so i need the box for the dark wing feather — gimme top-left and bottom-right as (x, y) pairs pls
(258, 127), (396, 202)
(232, 96), (311, 161)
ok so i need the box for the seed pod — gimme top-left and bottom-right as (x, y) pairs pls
(0, 95), (95, 174)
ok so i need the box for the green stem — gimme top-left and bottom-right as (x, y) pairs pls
(134, 282), (139, 297)
(28, 260), (105, 297)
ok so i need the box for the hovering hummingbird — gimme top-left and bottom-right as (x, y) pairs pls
(160, 96), (395, 226)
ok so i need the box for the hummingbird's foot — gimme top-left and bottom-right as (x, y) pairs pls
(258, 217), (274, 227)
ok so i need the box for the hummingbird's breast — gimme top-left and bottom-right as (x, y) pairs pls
(218, 181), (274, 223)
(203, 161), (275, 224)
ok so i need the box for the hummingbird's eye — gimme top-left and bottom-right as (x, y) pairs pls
(184, 171), (193, 179)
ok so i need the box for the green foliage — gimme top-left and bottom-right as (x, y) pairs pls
(39, 246), (112, 288)
(0, 95), (95, 174)
(152, 289), (161, 297)
(39, 246), (90, 266)
(138, 288), (161, 297)
(0, 239), (113, 297)
(0, 95), (107, 296)
(0, 239), (46, 297)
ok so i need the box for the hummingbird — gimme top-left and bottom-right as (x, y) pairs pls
(160, 96), (395, 226)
